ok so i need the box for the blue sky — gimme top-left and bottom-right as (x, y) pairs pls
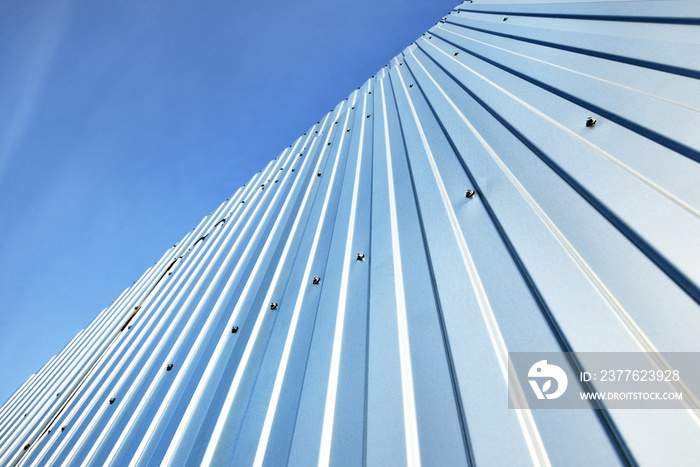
(0, 0), (459, 404)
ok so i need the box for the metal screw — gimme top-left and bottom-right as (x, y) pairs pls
(327, 142), (331, 145)
(232, 326), (239, 333)
(24, 444), (30, 451)
(347, 129), (350, 132)
(291, 169), (295, 172)
(166, 364), (173, 371)
(466, 189), (476, 198)
(317, 172), (322, 177)
(454, 52), (459, 56)
(409, 84), (414, 88)
(357, 253), (365, 261)
(109, 398), (116, 404)
(503, 17), (508, 21)
(270, 303), (278, 310)
(366, 115), (370, 118)
(313, 277), (321, 284)
(61, 426), (66, 432)
(352, 106), (355, 109)
(369, 91), (372, 94)
(586, 117), (597, 127)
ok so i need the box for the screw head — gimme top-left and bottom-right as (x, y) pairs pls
(466, 189), (476, 198)
(586, 117), (597, 127)
(270, 302), (278, 310)
(357, 253), (365, 261)
(317, 172), (322, 177)
(166, 364), (173, 371)
(313, 277), (321, 284)
(109, 398), (116, 404)
(232, 326), (239, 333)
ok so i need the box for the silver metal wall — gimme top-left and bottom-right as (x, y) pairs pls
(1, 1), (699, 465)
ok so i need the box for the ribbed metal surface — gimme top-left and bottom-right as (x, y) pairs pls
(2, 1), (700, 465)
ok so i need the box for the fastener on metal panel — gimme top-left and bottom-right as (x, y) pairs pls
(454, 52), (459, 56)
(271, 302), (278, 310)
(429, 36), (432, 39)
(503, 17), (508, 21)
(586, 117), (597, 127)
(352, 106), (355, 109)
(335, 121), (338, 124)
(466, 189), (476, 198)
(410, 84), (414, 88)
(367, 115), (370, 118)
(166, 364), (173, 371)
(317, 172), (322, 177)
(357, 253), (365, 261)
(275, 180), (278, 183)
(292, 169), (295, 172)
(24, 444), (30, 451)
(347, 129), (350, 132)
(369, 91), (372, 94)
(232, 326), (239, 333)
(109, 398), (116, 404)
(313, 277), (321, 284)
(327, 142), (331, 146)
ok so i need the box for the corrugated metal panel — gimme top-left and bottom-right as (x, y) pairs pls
(2, 1), (700, 465)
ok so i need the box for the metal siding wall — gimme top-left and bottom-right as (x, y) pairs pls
(2, 1), (699, 465)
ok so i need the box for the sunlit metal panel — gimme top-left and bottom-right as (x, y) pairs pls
(2, 1), (699, 465)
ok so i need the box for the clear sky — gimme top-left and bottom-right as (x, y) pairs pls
(0, 0), (459, 405)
